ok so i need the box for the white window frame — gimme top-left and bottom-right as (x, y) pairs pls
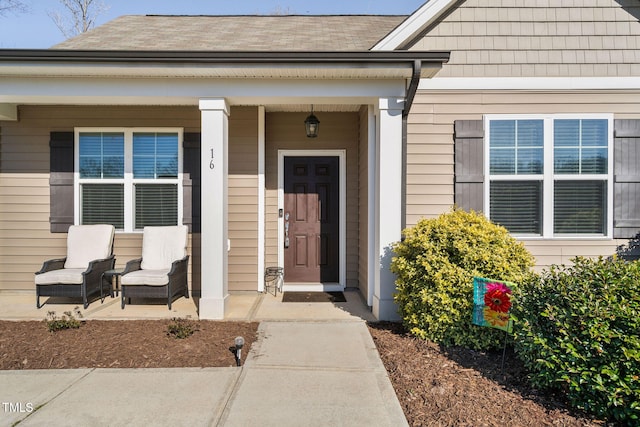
(484, 114), (614, 239)
(74, 127), (184, 233)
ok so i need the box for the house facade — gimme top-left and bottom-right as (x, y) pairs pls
(1, 0), (639, 320)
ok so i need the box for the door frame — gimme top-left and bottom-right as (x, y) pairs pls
(278, 149), (347, 291)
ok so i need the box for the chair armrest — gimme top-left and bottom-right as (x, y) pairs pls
(168, 256), (190, 277)
(84, 256), (116, 276)
(122, 258), (143, 275)
(35, 258), (67, 275)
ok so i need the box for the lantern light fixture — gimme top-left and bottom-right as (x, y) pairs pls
(304, 105), (320, 138)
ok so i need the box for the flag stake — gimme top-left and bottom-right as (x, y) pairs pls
(501, 328), (508, 375)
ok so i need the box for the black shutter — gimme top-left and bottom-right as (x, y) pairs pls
(614, 119), (640, 239)
(49, 132), (74, 233)
(183, 132), (201, 233)
(454, 120), (484, 212)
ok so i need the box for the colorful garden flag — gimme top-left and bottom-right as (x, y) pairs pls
(472, 277), (514, 333)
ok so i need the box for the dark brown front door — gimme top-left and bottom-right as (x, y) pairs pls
(284, 156), (339, 283)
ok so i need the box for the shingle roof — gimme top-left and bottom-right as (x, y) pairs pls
(53, 15), (408, 51)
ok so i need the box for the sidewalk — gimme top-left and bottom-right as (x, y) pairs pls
(0, 291), (408, 426)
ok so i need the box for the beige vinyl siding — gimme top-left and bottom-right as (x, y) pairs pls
(227, 106), (259, 291)
(0, 104), (260, 293)
(409, 0), (640, 77)
(0, 178), (65, 287)
(407, 89), (640, 269)
(358, 106), (369, 300)
(265, 112), (360, 287)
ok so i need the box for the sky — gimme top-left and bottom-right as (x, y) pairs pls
(0, 0), (426, 49)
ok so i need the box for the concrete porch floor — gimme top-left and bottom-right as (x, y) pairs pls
(0, 289), (377, 322)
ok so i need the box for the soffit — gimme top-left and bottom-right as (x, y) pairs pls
(264, 104), (360, 112)
(0, 63), (428, 79)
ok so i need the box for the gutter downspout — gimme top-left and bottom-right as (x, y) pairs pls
(403, 60), (422, 119)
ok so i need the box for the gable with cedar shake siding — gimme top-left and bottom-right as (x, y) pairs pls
(401, 0), (640, 268)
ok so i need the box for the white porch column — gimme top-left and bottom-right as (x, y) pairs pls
(373, 97), (404, 321)
(367, 105), (377, 307)
(198, 98), (229, 319)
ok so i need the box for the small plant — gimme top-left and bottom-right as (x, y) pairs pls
(45, 307), (83, 332)
(167, 317), (199, 339)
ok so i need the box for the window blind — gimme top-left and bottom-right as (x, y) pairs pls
(554, 180), (606, 234)
(79, 132), (124, 179)
(135, 184), (178, 229)
(133, 133), (178, 179)
(81, 184), (124, 229)
(490, 181), (542, 234)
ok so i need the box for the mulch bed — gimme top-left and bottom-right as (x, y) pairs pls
(0, 320), (258, 369)
(367, 322), (603, 427)
(1, 319), (605, 426)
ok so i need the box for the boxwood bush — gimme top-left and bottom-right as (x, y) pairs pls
(512, 257), (640, 424)
(391, 209), (535, 350)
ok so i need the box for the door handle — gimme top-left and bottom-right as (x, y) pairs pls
(284, 212), (290, 248)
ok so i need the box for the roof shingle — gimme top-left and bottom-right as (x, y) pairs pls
(53, 15), (408, 51)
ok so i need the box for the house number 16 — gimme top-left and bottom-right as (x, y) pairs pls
(210, 149), (215, 169)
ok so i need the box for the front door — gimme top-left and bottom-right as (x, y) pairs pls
(284, 156), (339, 283)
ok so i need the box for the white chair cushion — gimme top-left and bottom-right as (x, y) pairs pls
(64, 225), (115, 269)
(35, 269), (85, 285)
(140, 226), (188, 271)
(121, 269), (170, 286)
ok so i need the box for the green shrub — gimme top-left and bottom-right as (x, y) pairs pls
(391, 209), (535, 350)
(45, 307), (83, 332)
(512, 257), (640, 424)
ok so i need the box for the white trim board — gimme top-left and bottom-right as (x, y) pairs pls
(277, 150), (347, 291)
(257, 106), (266, 292)
(418, 77), (640, 91)
(372, 0), (458, 51)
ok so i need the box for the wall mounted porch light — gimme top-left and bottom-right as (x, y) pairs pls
(304, 105), (320, 138)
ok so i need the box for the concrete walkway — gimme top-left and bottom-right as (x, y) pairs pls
(0, 291), (408, 427)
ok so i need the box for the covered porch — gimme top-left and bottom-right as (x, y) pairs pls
(0, 50), (449, 320)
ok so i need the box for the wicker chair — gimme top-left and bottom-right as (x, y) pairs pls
(120, 226), (189, 310)
(35, 224), (115, 309)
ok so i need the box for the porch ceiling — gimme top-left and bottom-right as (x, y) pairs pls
(0, 76), (411, 107)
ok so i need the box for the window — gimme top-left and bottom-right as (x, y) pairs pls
(485, 115), (612, 238)
(75, 129), (182, 232)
